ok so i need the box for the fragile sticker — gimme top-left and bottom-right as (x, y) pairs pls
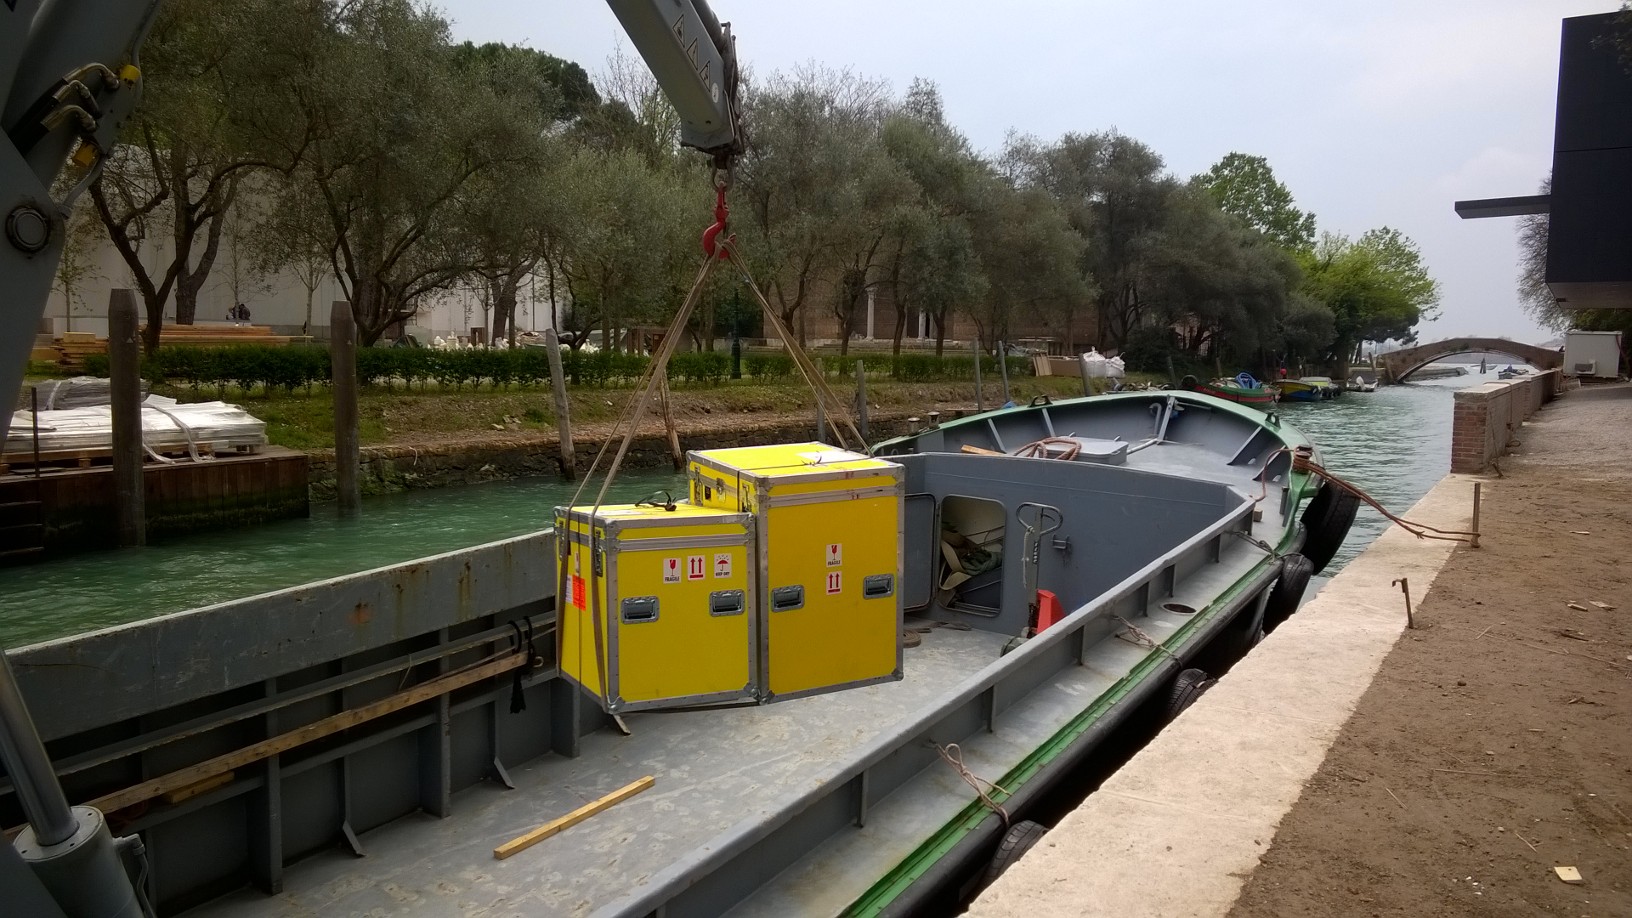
(687, 555), (706, 581)
(826, 543), (842, 567)
(826, 571), (843, 595)
(571, 575), (585, 609)
(663, 557), (681, 584)
(714, 553), (733, 578)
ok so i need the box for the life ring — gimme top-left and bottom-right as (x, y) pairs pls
(1261, 553), (1315, 635)
(1299, 485), (1360, 574)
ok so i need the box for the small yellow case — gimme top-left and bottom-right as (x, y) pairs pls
(554, 503), (756, 713)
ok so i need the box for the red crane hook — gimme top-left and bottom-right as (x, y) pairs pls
(702, 179), (732, 258)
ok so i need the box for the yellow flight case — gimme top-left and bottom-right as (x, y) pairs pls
(554, 502), (757, 714)
(688, 442), (905, 701)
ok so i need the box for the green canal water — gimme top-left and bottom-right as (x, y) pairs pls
(0, 371), (1491, 648)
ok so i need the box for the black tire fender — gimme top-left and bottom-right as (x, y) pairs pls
(982, 820), (1049, 888)
(1262, 553), (1315, 635)
(1166, 668), (1213, 722)
(1299, 484), (1359, 575)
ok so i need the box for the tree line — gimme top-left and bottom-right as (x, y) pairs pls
(73, 0), (1440, 376)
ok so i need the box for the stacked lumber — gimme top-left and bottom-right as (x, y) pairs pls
(154, 324), (308, 347)
(46, 325), (313, 371)
(51, 331), (105, 370)
(3, 396), (268, 471)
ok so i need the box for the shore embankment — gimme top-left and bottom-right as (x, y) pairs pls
(973, 382), (1632, 917)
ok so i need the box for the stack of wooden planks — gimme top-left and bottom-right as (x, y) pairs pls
(45, 324), (313, 371)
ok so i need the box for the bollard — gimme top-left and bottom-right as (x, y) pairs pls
(330, 301), (361, 518)
(815, 397), (827, 444)
(545, 329), (576, 479)
(107, 290), (145, 547)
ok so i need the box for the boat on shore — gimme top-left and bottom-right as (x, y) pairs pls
(3, 392), (1359, 917)
(1180, 372), (1278, 406)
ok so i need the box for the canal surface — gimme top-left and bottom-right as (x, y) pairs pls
(0, 471), (683, 647)
(0, 371), (1491, 648)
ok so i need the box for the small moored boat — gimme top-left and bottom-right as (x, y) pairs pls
(1181, 372), (1278, 406)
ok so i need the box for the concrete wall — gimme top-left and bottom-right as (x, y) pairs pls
(1450, 370), (1564, 473)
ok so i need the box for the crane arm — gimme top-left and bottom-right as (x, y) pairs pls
(604, 0), (743, 172)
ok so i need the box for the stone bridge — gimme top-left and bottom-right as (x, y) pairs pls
(1377, 337), (1561, 383)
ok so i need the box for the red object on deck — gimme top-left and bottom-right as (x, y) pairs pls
(1036, 589), (1064, 632)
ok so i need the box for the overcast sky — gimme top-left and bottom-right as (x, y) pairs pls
(444, 0), (1617, 344)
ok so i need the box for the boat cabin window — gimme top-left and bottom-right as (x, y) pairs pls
(938, 496), (1005, 616)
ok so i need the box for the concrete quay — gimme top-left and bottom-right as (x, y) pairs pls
(971, 382), (1631, 918)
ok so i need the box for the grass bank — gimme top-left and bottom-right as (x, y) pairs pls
(151, 375), (1123, 451)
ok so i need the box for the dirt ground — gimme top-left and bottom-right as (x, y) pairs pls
(1229, 384), (1632, 918)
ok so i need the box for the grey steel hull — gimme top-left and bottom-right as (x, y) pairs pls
(2, 393), (1323, 917)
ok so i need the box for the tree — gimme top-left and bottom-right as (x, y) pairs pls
(248, 174), (332, 335)
(555, 148), (695, 353)
(1194, 153), (1316, 251)
(1006, 130), (1176, 350)
(450, 43), (597, 345)
(736, 66), (896, 346)
(1139, 184), (1301, 365)
(53, 199), (106, 333)
(253, 0), (552, 344)
(880, 81), (988, 355)
(88, 0), (276, 351)
(1297, 230), (1437, 367)
(1354, 226), (1440, 324)
(1516, 175), (1563, 330)
(969, 181), (1087, 353)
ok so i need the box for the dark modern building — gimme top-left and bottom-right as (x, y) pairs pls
(1456, 11), (1632, 311)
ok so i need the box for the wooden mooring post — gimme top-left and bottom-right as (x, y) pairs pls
(108, 289), (145, 546)
(545, 329), (576, 480)
(330, 301), (361, 517)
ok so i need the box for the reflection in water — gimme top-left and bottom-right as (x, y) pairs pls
(0, 370), (1490, 646)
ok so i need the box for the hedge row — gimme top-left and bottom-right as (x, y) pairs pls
(78, 345), (1030, 395)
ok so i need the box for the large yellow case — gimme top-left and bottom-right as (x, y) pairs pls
(688, 443), (904, 701)
(554, 503), (756, 713)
